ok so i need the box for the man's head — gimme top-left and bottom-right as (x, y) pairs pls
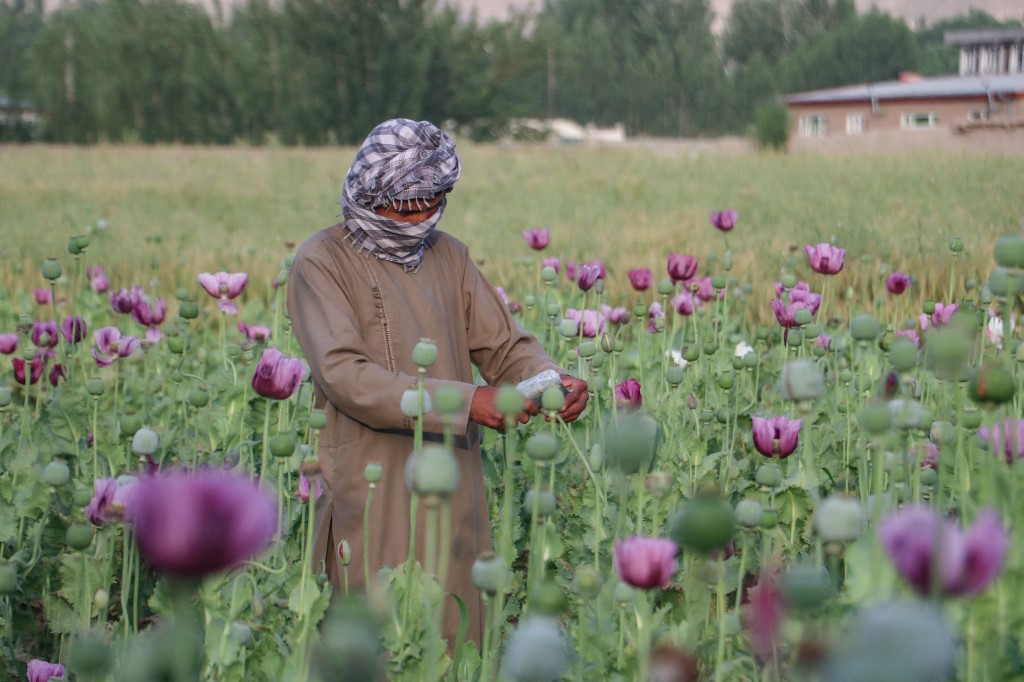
(339, 119), (461, 270)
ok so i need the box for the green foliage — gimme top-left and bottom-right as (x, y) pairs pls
(753, 100), (788, 150)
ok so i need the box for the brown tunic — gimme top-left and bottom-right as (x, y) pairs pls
(286, 225), (562, 643)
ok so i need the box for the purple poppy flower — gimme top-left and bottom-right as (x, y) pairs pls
(91, 327), (141, 368)
(31, 321), (58, 349)
(27, 659), (66, 682)
(131, 298), (166, 343)
(628, 268), (653, 292)
(198, 271), (249, 315)
(541, 256), (560, 273)
(770, 299), (809, 329)
(577, 264), (601, 292)
(85, 476), (139, 526)
(297, 472), (323, 504)
(804, 243), (846, 275)
(110, 286), (144, 315)
(667, 253), (698, 283)
(978, 419), (1024, 464)
(601, 305), (629, 325)
(920, 442), (939, 470)
(690, 276), (723, 302)
(786, 282), (821, 314)
(878, 506), (1009, 597)
(521, 227), (550, 251)
(237, 322), (271, 344)
(710, 210), (737, 232)
(745, 573), (785, 662)
(48, 363), (65, 387)
(894, 328), (920, 348)
(614, 378), (643, 410)
(127, 469), (278, 578)
(565, 308), (606, 338)
(614, 536), (678, 589)
(671, 290), (696, 316)
(887, 272), (911, 295)
(815, 334), (831, 350)
(564, 261), (576, 283)
(0, 334), (18, 355)
(648, 301), (665, 333)
(752, 416), (803, 458)
(60, 316), (88, 345)
(251, 347), (306, 400)
(34, 288), (52, 305)
(12, 355), (45, 385)
(87, 265), (109, 293)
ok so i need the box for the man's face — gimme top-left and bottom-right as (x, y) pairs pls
(373, 192), (446, 224)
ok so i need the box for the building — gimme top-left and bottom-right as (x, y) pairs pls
(0, 98), (44, 142)
(783, 28), (1024, 152)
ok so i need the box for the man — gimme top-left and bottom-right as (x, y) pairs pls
(286, 118), (588, 644)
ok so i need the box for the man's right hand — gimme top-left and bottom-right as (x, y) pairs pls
(469, 386), (537, 431)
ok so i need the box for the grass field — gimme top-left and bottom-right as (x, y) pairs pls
(2, 143), (1021, 323)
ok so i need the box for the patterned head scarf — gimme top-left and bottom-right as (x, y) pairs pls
(340, 118), (462, 271)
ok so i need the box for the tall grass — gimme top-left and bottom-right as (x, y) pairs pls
(2, 143), (1020, 323)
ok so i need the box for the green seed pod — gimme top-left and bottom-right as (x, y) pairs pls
(411, 339), (437, 368)
(526, 432), (559, 462)
(759, 509), (779, 529)
(735, 499), (764, 528)
(407, 445), (459, 498)
(702, 342), (718, 356)
(665, 365), (685, 387)
(433, 386), (464, 415)
(669, 494), (735, 553)
(174, 288), (190, 301)
(741, 352), (758, 370)
(400, 388), (431, 417)
(961, 409), (982, 430)
(131, 428), (159, 455)
(858, 404), (892, 434)
(967, 363), (1016, 404)
(41, 257), (62, 281)
(42, 460), (71, 487)
(72, 487), (93, 507)
(786, 328), (804, 347)
(644, 471), (671, 498)
(778, 359), (825, 401)
(782, 564), (833, 610)
(0, 563), (17, 594)
(524, 488), (557, 517)
(496, 386), (526, 418)
(993, 235), (1024, 268)
(988, 267), (1024, 297)
(557, 318), (578, 338)
(590, 353), (605, 369)
(545, 302), (561, 318)
(308, 409), (328, 430)
(722, 251), (734, 272)
(755, 326), (769, 341)
(888, 337), (918, 372)
(577, 340), (596, 358)
(604, 413), (658, 475)
(338, 540), (352, 566)
(711, 274), (727, 290)
(187, 387), (209, 408)
(530, 581), (566, 615)
(715, 407), (730, 424)
(721, 612), (741, 637)
(838, 369), (853, 384)
(178, 300), (199, 320)
(66, 523), (94, 551)
(364, 462), (383, 483)
(814, 495), (863, 543)
(853, 374), (873, 392)
(471, 552), (509, 595)
(755, 463), (783, 488)
(793, 308), (813, 327)
(600, 333), (614, 354)
(523, 295), (536, 309)
(804, 323), (821, 339)
(850, 314), (881, 341)
(922, 300), (936, 315)
(269, 434), (295, 458)
(717, 372), (734, 390)
(572, 565), (603, 600)
(588, 444), (604, 472)
(0, 387), (11, 408)
(948, 236), (963, 253)
(683, 346), (700, 362)
(920, 467), (938, 487)
(780, 273), (797, 289)
(67, 236), (82, 255)
(540, 266), (557, 282)
(86, 378), (105, 396)
(540, 385), (566, 412)
(929, 420), (955, 445)
(613, 581), (635, 605)
(656, 278), (674, 296)
(94, 588), (109, 610)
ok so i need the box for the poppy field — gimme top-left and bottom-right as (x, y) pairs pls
(1, 144), (1023, 682)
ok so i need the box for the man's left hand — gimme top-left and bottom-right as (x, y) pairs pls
(557, 374), (589, 423)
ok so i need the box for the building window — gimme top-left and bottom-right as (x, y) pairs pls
(799, 114), (827, 137)
(901, 112), (938, 129)
(968, 110), (989, 122)
(846, 114), (865, 135)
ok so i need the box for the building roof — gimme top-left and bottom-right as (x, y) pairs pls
(944, 28), (1024, 46)
(784, 73), (1024, 106)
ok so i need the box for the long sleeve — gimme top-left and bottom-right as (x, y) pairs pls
(287, 242), (477, 436)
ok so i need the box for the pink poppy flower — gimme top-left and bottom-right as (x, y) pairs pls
(615, 378), (643, 410)
(710, 210), (737, 232)
(12, 355), (45, 385)
(671, 290), (696, 316)
(521, 227), (550, 250)
(978, 419), (1024, 464)
(614, 536), (678, 589)
(85, 476), (139, 526)
(878, 506), (1008, 597)
(48, 363), (65, 387)
(237, 322), (272, 344)
(31, 321), (58, 349)
(667, 253), (698, 283)
(920, 442), (939, 470)
(627, 268), (653, 292)
(894, 328), (920, 348)
(752, 416), (803, 458)
(127, 470), (278, 578)
(745, 573), (785, 662)
(34, 288), (52, 305)
(919, 303), (958, 331)
(0, 334), (18, 355)
(110, 286), (144, 315)
(87, 265), (109, 293)
(198, 271), (248, 315)
(564, 261), (576, 283)
(648, 301), (665, 333)
(297, 472), (323, 504)
(804, 243), (846, 275)
(690, 276), (723, 302)
(131, 298), (167, 343)
(886, 272), (911, 294)
(541, 256), (560, 273)
(576, 264), (601, 292)
(27, 660), (66, 682)
(565, 308), (606, 338)
(60, 316), (88, 344)
(601, 305), (629, 325)
(815, 334), (831, 350)
(251, 347), (306, 400)
(91, 327), (141, 368)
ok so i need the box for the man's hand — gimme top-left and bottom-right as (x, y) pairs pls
(556, 373), (589, 423)
(469, 386), (538, 431)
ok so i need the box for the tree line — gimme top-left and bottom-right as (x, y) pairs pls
(0, 0), (1018, 144)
